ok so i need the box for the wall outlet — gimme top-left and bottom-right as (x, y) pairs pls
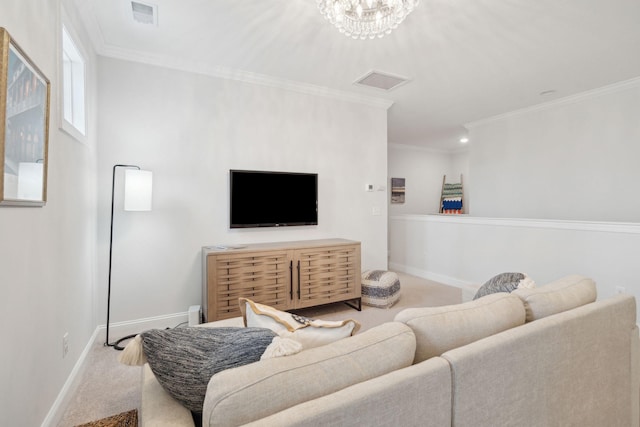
(62, 333), (69, 358)
(616, 286), (626, 294)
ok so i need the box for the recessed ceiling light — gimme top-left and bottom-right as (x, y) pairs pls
(460, 137), (469, 144)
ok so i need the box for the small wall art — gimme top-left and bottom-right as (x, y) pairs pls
(0, 27), (51, 207)
(390, 177), (405, 204)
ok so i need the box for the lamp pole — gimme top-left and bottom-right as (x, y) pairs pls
(105, 164), (141, 350)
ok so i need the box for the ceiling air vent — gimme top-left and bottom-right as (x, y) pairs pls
(354, 70), (410, 91)
(131, 1), (158, 26)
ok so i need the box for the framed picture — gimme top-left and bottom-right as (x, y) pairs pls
(391, 177), (405, 204)
(0, 27), (50, 207)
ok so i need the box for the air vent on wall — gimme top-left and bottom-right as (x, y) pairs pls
(131, 1), (158, 26)
(354, 70), (410, 91)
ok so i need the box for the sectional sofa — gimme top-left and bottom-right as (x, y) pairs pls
(141, 275), (640, 426)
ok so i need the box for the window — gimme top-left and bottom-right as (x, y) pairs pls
(61, 24), (86, 137)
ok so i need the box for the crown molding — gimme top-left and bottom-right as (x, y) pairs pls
(388, 143), (450, 154)
(95, 42), (394, 110)
(388, 142), (469, 155)
(466, 76), (640, 129)
(72, 0), (394, 110)
(72, 0), (107, 54)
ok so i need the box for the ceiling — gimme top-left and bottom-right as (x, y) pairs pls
(76, 0), (640, 150)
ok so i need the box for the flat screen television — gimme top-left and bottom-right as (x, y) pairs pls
(230, 169), (318, 228)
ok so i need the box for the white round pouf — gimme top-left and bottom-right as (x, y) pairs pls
(361, 270), (401, 308)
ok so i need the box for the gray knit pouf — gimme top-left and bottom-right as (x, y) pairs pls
(361, 270), (401, 308)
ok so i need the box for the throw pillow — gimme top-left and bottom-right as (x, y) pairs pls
(141, 326), (276, 414)
(473, 272), (536, 300)
(239, 298), (361, 350)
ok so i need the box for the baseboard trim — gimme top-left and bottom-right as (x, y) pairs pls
(97, 311), (189, 343)
(389, 262), (476, 288)
(41, 327), (101, 427)
(41, 311), (189, 427)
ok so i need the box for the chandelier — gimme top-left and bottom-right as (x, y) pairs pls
(317, 0), (419, 40)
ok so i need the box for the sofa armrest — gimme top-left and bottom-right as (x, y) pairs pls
(141, 364), (194, 427)
(140, 317), (244, 426)
(632, 325), (640, 427)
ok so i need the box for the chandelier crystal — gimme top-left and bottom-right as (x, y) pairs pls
(317, 0), (418, 40)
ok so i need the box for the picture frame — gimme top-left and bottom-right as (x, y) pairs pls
(0, 27), (51, 207)
(391, 177), (405, 204)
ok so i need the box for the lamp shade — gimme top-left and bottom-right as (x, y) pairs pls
(124, 169), (152, 211)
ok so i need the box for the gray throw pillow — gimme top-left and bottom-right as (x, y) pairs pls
(473, 272), (526, 300)
(141, 327), (276, 413)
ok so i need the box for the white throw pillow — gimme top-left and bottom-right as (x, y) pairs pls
(239, 298), (361, 350)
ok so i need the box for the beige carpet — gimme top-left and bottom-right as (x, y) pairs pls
(57, 340), (142, 427)
(291, 272), (461, 331)
(57, 272), (460, 426)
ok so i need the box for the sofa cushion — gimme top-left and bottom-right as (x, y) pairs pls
(473, 272), (535, 300)
(394, 293), (526, 363)
(202, 322), (416, 427)
(242, 357), (454, 427)
(141, 327), (276, 413)
(239, 298), (360, 349)
(512, 274), (597, 322)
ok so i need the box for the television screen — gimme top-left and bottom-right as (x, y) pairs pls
(230, 170), (318, 228)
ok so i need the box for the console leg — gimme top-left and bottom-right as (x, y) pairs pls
(344, 298), (362, 312)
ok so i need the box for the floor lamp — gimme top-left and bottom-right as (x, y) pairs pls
(105, 164), (153, 350)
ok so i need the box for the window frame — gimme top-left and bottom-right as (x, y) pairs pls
(59, 12), (88, 142)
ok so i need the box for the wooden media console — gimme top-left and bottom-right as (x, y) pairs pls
(201, 238), (361, 322)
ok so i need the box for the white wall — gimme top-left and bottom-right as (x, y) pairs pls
(387, 144), (468, 215)
(388, 79), (640, 320)
(97, 57), (389, 329)
(0, 1), (99, 426)
(389, 215), (640, 319)
(467, 79), (640, 221)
